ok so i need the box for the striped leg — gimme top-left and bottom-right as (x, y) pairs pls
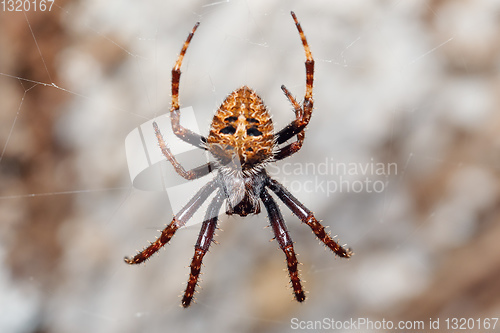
(267, 178), (352, 258)
(182, 190), (225, 307)
(274, 11), (315, 150)
(170, 22), (207, 149)
(124, 180), (218, 264)
(274, 85), (305, 161)
(153, 122), (214, 180)
(261, 189), (305, 302)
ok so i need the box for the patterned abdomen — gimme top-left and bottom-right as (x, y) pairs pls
(207, 86), (274, 171)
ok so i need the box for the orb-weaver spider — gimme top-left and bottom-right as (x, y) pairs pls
(125, 11), (352, 308)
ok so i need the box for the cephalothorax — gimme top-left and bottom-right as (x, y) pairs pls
(125, 11), (352, 308)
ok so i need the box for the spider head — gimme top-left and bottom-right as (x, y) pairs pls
(207, 86), (274, 173)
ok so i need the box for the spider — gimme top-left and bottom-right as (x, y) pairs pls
(125, 11), (352, 308)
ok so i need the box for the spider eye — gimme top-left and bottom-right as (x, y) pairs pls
(246, 127), (263, 136)
(224, 116), (238, 123)
(220, 125), (236, 135)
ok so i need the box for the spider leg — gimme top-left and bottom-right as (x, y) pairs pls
(124, 179), (218, 264)
(171, 21), (208, 150)
(281, 84), (303, 119)
(261, 189), (305, 303)
(267, 178), (352, 258)
(182, 190), (225, 308)
(274, 85), (305, 161)
(274, 11), (315, 149)
(154, 122), (215, 180)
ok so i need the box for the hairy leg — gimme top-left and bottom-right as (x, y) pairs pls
(182, 190), (225, 308)
(261, 189), (305, 302)
(154, 122), (214, 180)
(274, 85), (306, 161)
(124, 180), (218, 264)
(274, 11), (315, 146)
(267, 178), (352, 258)
(170, 22), (207, 149)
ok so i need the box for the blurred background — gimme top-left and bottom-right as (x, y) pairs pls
(1, 0), (500, 332)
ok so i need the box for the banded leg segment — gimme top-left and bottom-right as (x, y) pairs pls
(261, 189), (305, 302)
(274, 85), (306, 161)
(182, 190), (225, 308)
(124, 180), (218, 264)
(267, 178), (352, 258)
(170, 22), (207, 149)
(275, 11), (315, 147)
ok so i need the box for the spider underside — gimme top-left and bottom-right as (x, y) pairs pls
(125, 11), (352, 308)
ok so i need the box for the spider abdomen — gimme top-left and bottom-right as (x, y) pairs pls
(207, 86), (274, 171)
